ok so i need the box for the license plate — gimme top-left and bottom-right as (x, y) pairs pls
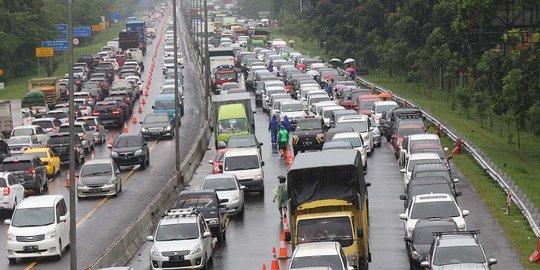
(88, 188), (102, 193)
(23, 245), (38, 252)
(304, 141), (313, 145)
(169, 255), (184, 261)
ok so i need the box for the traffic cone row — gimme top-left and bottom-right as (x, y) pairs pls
(285, 147), (294, 165)
(65, 169), (71, 187)
(138, 104), (144, 113)
(141, 98), (146, 105)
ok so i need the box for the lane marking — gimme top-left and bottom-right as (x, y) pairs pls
(24, 262), (37, 270)
(77, 197), (109, 228)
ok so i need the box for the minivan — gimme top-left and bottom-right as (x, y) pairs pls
(221, 148), (264, 193)
(5, 195), (70, 263)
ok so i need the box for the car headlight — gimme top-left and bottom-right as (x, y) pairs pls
(141, 128), (148, 133)
(254, 175), (263, 180)
(191, 245), (203, 255)
(134, 149), (143, 155)
(111, 151), (119, 157)
(207, 218), (219, 225)
(150, 246), (161, 257)
(46, 229), (57, 239)
(411, 250), (423, 261)
(165, 125), (172, 131)
(7, 233), (14, 241)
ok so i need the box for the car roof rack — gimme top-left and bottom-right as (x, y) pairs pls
(164, 208), (199, 218)
(434, 230), (480, 245)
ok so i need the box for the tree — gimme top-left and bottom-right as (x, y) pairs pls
(501, 68), (533, 148)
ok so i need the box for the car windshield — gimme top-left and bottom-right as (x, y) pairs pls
(176, 194), (218, 210)
(359, 99), (378, 110)
(144, 114), (170, 123)
(333, 137), (361, 148)
(410, 200), (460, 219)
(218, 118), (249, 133)
(222, 83), (239, 90)
(33, 121), (53, 129)
(114, 136), (141, 148)
(58, 126), (84, 134)
(296, 120), (321, 130)
(410, 183), (452, 198)
(227, 137), (256, 148)
(433, 245), (486, 265)
(281, 103), (303, 112)
(155, 223), (199, 241)
(407, 159), (441, 173)
(202, 178), (237, 191)
(11, 207), (55, 227)
(217, 72), (236, 80)
(161, 87), (178, 94)
(77, 119), (97, 127)
(376, 104), (398, 113)
(8, 137), (31, 145)
(0, 161), (32, 171)
(290, 255), (344, 269)
(12, 129), (34, 136)
(413, 225), (456, 244)
(80, 163), (112, 177)
(309, 96), (330, 105)
(398, 128), (425, 137)
(224, 155), (259, 171)
(336, 121), (368, 133)
(297, 216), (353, 247)
(23, 152), (47, 159)
(154, 100), (175, 110)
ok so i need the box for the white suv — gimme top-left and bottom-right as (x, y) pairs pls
(5, 195), (70, 263)
(335, 115), (375, 154)
(399, 194), (468, 238)
(147, 209), (213, 270)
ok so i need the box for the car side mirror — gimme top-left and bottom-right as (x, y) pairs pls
(357, 229), (363, 238)
(369, 126), (374, 131)
(152, 105), (155, 109)
(447, 155), (453, 160)
(399, 168), (406, 174)
(146, 236), (154, 242)
(139, 121), (143, 124)
(59, 216), (67, 223)
(488, 258), (497, 265)
(259, 142), (264, 146)
(399, 194), (406, 200)
(365, 182), (371, 187)
(444, 147), (449, 152)
(348, 266), (354, 270)
(4, 219), (11, 225)
(107, 144), (113, 149)
(90, 126), (96, 131)
(462, 210), (470, 216)
(203, 231), (212, 238)
(399, 213), (407, 220)
(420, 261), (429, 268)
(455, 191), (462, 197)
(218, 164), (223, 171)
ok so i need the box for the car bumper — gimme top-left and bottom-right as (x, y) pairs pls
(151, 253), (205, 270)
(237, 178), (264, 191)
(1, 197), (15, 210)
(77, 183), (117, 197)
(6, 238), (61, 259)
(101, 118), (123, 126)
(142, 130), (173, 139)
(112, 155), (145, 166)
(45, 164), (55, 175)
(293, 141), (324, 152)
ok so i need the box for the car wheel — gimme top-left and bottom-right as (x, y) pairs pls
(11, 198), (17, 214)
(119, 182), (123, 193)
(140, 158), (147, 170)
(8, 258), (16, 264)
(146, 154), (150, 166)
(55, 239), (63, 260)
(181, 107), (184, 116)
(35, 180), (42, 195)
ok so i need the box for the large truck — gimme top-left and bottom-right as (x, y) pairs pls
(26, 77), (59, 108)
(287, 150), (371, 269)
(211, 93), (255, 148)
(119, 31), (140, 51)
(0, 100), (31, 138)
(209, 48), (235, 71)
(211, 65), (238, 93)
(125, 21), (147, 54)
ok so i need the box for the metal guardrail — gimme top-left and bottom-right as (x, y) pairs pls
(354, 75), (540, 237)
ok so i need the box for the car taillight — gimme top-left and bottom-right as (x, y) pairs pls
(126, 97), (131, 102)
(100, 82), (107, 87)
(95, 126), (100, 132)
(119, 76), (124, 79)
(25, 169), (36, 175)
(3, 187), (10, 196)
(93, 112), (100, 116)
(51, 128), (56, 133)
(87, 98), (93, 103)
(112, 110), (121, 115)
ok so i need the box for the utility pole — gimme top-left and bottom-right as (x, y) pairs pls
(67, 0), (77, 268)
(204, 0), (210, 101)
(173, 0), (181, 184)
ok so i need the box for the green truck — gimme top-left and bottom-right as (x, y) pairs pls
(211, 93), (255, 148)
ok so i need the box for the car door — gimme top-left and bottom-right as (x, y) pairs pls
(48, 149), (60, 173)
(200, 217), (212, 259)
(56, 198), (69, 247)
(34, 157), (46, 186)
(7, 174), (23, 205)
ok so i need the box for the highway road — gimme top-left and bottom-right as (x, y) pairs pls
(0, 9), (205, 270)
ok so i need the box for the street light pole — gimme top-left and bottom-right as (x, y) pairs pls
(67, 0), (77, 268)
(173, 0), (181, 183)
(203, 0), (210, 99)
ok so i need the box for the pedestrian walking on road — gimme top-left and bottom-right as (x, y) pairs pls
(273, 175), (288, 219)
(269, 115), (279, 145)
(282, 115), (291, 132)
(277, 125), (289, 157)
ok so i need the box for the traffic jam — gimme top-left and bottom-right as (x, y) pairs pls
(0, 1), (502, 270)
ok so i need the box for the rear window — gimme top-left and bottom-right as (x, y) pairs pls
(33, 121), (53, 129)
(46, 112), (68, 119)
(96, 104), (118, 111)
(78, 119), (96, 127)
(12, 128), (34, 137)
(175, 194), (218, 209)
(23, 152), (47, 159)
(49, 135), (71, 145)
(1, 161), (33, 171)
(58, 126), (84, 134)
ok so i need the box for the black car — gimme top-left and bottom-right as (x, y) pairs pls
(400, 176), (461, 209)
(48, 133), (86, 165)
(383, 107), (423, 141)
(291, 117), (325, 155)
(411, 163), (458, 191)
(140, 113), (174, 140)
(0, 155), (48, 194)
(109, 133), (150, 169)
(404, 219), (458, 269)
(93, 101), (125, 127)
(109, 90), (133, 111)
(0, 139), (10, 163)
(104, 96), (130, 119)
(173, 190), (228, 243)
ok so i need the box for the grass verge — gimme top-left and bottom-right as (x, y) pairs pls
(0, 21), (126, 100)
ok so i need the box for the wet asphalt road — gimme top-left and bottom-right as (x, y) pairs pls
(0, 10), (205, 270)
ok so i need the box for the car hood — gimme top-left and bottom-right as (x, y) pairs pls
(113, 146), (142, 153)
(412, 243), (431, 259)
(293, 129), (323, 138)
(142, 122), (170, 129)
(8, 223), (56, 236)
(215, 190), (239, 200)
(80, 175), (112, 185)
(434, 263), (487, 270)
(154, 238), (199, 253)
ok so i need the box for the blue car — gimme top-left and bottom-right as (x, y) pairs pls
(152, 94), (184, 121)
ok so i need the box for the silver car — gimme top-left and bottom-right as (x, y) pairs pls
(201, 174), (245, 215)
(7, 136), (42, 155)
(77, 159), (122, 198)
(76, 116), (107, 145)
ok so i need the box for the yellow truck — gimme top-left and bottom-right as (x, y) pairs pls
(26, 77), (60, 107)
(286, 149), (371, 269)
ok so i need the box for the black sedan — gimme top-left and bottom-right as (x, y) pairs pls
(109, 133), (150, 170)
(140, 112), (174, 140)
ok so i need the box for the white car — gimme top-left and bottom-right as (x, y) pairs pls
(399, 193), (468, 238)
(332, 132), (368, 172)
(5, 195), (70, 263)
(371, 100), (398, 126)
(335, 115), (375, 154)
(147, 209), (213, 269)
(201, 174), (245, 215)
(399, 134), (442, 167)
(0, 172), (25, 213)
(7, 136), (42, 155)
(400, 153), (443, 190)
(289, 242), (354, 270)
(10, 125), (48, 146)
(74, 98), (93, 116)
(278, 100), (306, 122)
(31, 117), (62, 134)
(320, 106), (346, 126)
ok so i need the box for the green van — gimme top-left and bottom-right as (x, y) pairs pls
(217, 103), (252, 144)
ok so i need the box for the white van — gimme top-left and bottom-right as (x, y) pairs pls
(221, 148), (265, 194)
(5, 195), (70, 263)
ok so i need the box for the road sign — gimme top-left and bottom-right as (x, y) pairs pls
(73, 38), (80, 46)
(91, 24), (104, 32)
(74, 26), (92, 37)
(56, 24), (68, 41)
(105, 21), (110, 28)
(35, 47), (54, 57)
(110, 11), (121, 21)
(41, 41), (69, 51)
(0, 83), (4, 90)
(0, 68), (3, 77)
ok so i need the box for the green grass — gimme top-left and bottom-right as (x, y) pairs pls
(0, 21), (126, 100)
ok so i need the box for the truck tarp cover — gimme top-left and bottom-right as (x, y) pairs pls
(287, 150), (362, 210)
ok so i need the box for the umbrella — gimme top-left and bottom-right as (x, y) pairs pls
(335, 84), (347, 89)
(324, 73), (334, 80)
(296, 63), (306, 69)
(343, 58), (355, 64)
(329, 58), (341, 63)
(306, 70), (319, 77)
(378, 92), (391, 98)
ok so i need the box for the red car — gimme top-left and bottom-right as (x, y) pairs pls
(411, 143), (451, 168)
(391, 125), (425, 158)
(357, 94), (380, 116)
(208, 148), (227, 174)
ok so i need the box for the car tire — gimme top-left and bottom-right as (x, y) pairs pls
(43, 177), (49, 191)
(140, 156), (147, 170)
(146, 154), (150, 166)
(55, 240), (63, 260)
(8, 258), (16, 264)
(11, 198), (17, 214)
(293, 148), (298, 156)
(35, 179), (42, 195)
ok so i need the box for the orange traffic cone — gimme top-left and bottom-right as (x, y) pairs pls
(262, 264), (267, 270)
(138, 104), (143, 113)
(530, 236), (540, 262)
(123, 127), (129, 133)
(285, 148), (293, 165)
(278, 237), (289, 260)
(145, 90), (149, 96)
(107, 134), (113, 148)
(132, 116), (138, 123)
(141, 97), (146, 105)
(65, 170), (71, 187)
(271, 247), (280, 270)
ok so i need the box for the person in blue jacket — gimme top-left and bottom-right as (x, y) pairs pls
(282, 115), (292, 132)
(269, 115), (279, 145)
